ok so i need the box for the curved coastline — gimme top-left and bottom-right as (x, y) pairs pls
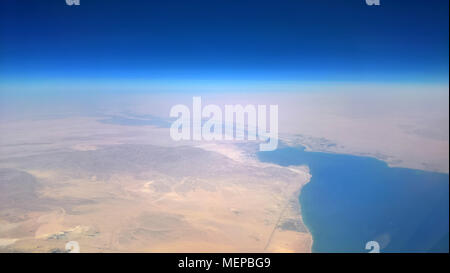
(258, 145), (450, 253)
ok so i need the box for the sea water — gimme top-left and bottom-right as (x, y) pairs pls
(258, 146), (449, 252)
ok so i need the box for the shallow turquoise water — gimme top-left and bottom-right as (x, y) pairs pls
(258, 146), (449, 253)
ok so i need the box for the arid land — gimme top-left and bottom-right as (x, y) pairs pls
(0, 116), (312, 252)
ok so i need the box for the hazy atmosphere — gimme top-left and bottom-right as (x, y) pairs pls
(0, 0), (448, 253)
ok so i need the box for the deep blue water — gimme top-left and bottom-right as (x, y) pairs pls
(258, 146), (449, 253)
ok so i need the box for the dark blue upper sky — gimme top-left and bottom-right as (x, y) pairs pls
(0, 0), (448, 84)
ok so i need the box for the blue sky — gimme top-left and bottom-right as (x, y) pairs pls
(0, 0), (448, 87)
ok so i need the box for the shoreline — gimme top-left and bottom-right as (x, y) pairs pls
(286, 166), (314, 253)
(281, 135), (449, 174)
(258, 144), (449, 252)
(297, 172), (315, 253)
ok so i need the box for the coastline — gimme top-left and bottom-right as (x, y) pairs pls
(299, 179), (314, 253)
(281, 135), (449, 174)
(258, 145), (449, 252)
(287, 166), (314, 253)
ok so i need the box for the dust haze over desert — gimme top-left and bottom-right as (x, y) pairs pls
(0, 83), (448, 252)
(1, 0), (449, 253)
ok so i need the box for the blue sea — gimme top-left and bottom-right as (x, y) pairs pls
(258, 146), (449, 253)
